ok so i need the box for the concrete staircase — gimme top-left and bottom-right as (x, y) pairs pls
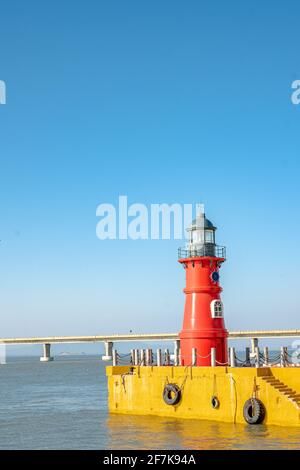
(261, 375), (300, 409)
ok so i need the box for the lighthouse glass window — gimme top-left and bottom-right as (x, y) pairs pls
(211, 300), (223, 318)
(205, 230), (214, 243)
(190, 228), (204, 245)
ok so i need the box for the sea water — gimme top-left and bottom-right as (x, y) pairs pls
(0, 356), (299, 450)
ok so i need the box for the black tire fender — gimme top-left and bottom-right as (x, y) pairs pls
(243, 398), (265, 424)
(211, 396), (220, 409)
(163, 383), (181, 406)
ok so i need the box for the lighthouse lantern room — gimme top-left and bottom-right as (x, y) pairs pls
(178, 212), (228, 366)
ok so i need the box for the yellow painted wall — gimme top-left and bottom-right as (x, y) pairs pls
(106, 366), (300, 427)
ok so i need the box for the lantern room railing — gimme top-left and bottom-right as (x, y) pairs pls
(178, 245), (226, 259)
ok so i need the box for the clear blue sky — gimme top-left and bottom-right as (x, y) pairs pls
(0, 1), (300, 347)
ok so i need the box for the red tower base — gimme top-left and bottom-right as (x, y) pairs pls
(179, 329), (228, 366)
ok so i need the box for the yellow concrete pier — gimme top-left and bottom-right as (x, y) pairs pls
(107, 365), (300, 427)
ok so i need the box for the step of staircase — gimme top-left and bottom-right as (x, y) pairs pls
(279, 387), (294, 391)
(265, 380), (281, 385)
(261, 376), (300, 409)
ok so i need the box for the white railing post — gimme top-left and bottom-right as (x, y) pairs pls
(263, 347), (269, 366)
(251, 338), (258, 355)
(245, 347), (250, 366)
(229, 347), (236, 367)
(140, 349), (145, 366)
(280, 347), (287, 367)
(174, 340), (180, 366)
(211, 347), (216, 367)
(164, 349), (170, 366)
(191, 348), (197, 366)
(283, 347), (288, 367)
(133, 349), (139, 366)
(112, 349), (118, 366)
(145, 349), (152, 366)
(156, 349), (162, 366)
(255, 346), (260, 368)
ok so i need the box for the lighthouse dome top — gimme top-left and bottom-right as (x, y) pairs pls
(187, 214), (216, 232)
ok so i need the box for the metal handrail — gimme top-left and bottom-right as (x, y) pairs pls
(178, 245), (226, 259)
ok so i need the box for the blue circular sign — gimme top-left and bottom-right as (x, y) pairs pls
(211, 271), (220, 282)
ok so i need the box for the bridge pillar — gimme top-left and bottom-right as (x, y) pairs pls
(102, 341), (113, 361)
(40, 343), (53, 362)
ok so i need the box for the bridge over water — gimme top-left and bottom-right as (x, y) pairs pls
(0, 330), (300, 362)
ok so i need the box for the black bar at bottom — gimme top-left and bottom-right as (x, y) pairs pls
(0, 450), (298, 466)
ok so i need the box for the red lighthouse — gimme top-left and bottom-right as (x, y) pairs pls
(179, 213), (228, 366)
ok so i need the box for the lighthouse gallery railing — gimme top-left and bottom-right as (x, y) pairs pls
(178, 245), (226, 259)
